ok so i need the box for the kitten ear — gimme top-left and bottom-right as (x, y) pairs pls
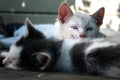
(91, 7), (105, 26)
(31, 52), (50, 70)
(25, 18), (45, 39)
(58, 3), (73, 24)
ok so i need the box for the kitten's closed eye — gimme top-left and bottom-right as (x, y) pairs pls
(86, 27), (93, 31)
(71, 26), (78, 30)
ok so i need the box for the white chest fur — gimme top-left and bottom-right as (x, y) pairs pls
(54, 39), (80, 72)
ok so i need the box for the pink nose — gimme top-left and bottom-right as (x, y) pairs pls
(80, 33), (86, 38)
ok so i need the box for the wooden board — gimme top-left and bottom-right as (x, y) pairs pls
(0, 0), (75, 24)
(0, 13), (57, 24)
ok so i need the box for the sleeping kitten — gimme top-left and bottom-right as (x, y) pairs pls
(2, 18), (120, 78)
(55, 3), (105, 39)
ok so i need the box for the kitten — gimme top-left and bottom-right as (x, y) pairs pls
(55, 3), (105, 39)
(0, 3), (105, 49)
(2, 18), (120, 78)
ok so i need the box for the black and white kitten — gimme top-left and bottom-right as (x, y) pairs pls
(2, 18), (120, 78)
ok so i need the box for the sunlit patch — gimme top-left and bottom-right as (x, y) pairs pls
(21, 1), (26, 8)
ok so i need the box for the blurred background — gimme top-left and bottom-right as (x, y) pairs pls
(75, 0), (120, 32)
(0, 0), (120, 32)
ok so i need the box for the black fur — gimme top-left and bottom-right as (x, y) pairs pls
(6, 19), (120, 78)
(70, 42), (91, 73)
(17, 38), (62, 70)
(0, 56), (4, 67)
(15, 19), (62, 70)
(71, 43), (120, 77)
(17, 39), (61, 69)
(86, 45), (120, 75)
(26, 20), (45, 39)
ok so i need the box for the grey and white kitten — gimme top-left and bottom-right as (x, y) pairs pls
(2, 18), (120, 78)
(55, 3), (105, 39)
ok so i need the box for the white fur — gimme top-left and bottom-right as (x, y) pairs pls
(85, 41), (116, 55)
(56, 13), (102, 39)
(54, 38), (80, 72)
(2, 44), (23, 70)
(0, 12), (104, 49)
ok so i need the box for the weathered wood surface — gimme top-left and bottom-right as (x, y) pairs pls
(0, 68), (119, 80)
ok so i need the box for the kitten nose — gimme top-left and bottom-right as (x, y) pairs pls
(80, 33), (86, 38)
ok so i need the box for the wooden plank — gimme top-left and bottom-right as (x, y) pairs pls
(0, 68), (118, 80)
(0, 13), (57, 24)
(0, 0), (75, 13)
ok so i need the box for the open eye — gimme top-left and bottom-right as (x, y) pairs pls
(86, 27), (93, 31)
(71, 26), (78, 30)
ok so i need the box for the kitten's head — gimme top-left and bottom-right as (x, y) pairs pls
(56, 3), (105, 39)
(2, 18), (49, 70)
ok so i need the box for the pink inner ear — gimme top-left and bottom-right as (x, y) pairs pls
(58, 3), (73, 24)
(91, 7), (105, 26)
